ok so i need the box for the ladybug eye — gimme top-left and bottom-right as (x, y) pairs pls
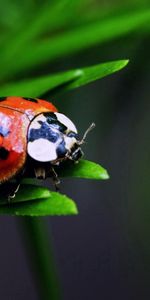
(71, 148), (83, 161)
(55, 113), (78, 134)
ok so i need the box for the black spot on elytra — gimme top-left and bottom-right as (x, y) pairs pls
(28, 121), (59, 143)
(0, 97), (7, 102)
(0, 147), (9, 160)
(23, 97), (38, 103)
(0, 126), (10, 137)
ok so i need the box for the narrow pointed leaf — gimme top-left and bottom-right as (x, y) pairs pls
(0, 60), (128, 97)
(0, 69), (81, 97)
(0, 190), (78, 216)
(58, 60), (129, 92)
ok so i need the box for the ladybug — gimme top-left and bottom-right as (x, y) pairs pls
(0, 96), (95, 200)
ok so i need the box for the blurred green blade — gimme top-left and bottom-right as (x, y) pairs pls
(0, 0), (81, 60)
(0, 60), (128, 97)
(0, 8), (148, 79)
(24, 9), (150, 68)
(0, 1), (37, 32)
(0, 190), (78, 216)
(57, 160), (109, 180)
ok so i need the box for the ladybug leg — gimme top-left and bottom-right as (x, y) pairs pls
(8, 182), (21, 203)
(50, 167), (60, 191)
(7, 168), (25, 203)
(0, 182), (20, 203)
(34, 167), (46, 179)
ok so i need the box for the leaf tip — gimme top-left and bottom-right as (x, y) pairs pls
(100, 169), (110, 180)
(67, 201), (79, 215)
(119, 59), (130, 69)
(123, 59), (130, 66)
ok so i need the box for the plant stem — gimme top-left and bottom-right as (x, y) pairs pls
(17, 217), (60, 300)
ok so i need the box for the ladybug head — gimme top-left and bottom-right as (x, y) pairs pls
(27, 112), (95, 165)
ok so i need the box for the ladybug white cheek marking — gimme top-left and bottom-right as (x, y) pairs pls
(27, 138), (58, 162)
(55, 113), (78, 134)
(64, 136), (77, 151)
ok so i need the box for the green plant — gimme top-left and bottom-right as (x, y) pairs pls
(0, 1), (134, 216)
(0, 59), (128, 216)
(1, 0), (149, 298)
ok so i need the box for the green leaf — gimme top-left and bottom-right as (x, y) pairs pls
(57, 160), (110, 180)
(0, 189), (78, 216)
(22, 160), (109, 182)
(0, 69), (81, 97)
(0, 159), (108, 216)
(0, 60), (128, 97)
(0, 185), (50, 205)
(61, 60), (129, 92)
(0, 8), (148, 78)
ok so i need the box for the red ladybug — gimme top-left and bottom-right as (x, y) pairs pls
(0, 96), (95, 200)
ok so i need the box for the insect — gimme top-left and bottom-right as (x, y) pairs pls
(0, 96), (95, 200)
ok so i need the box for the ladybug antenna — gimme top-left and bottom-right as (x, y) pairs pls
(79, 122), (95, 145)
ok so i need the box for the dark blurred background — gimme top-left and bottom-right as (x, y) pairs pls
(0, 0), (150, 299)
